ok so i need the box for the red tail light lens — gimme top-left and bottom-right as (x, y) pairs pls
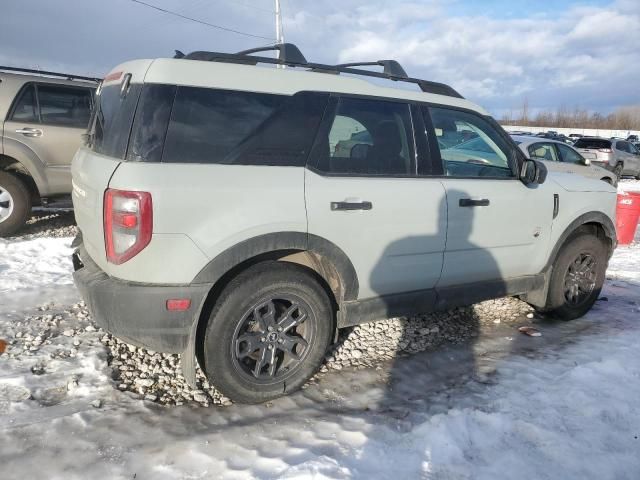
(104, 189), (152, 264)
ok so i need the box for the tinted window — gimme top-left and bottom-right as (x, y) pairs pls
(557, 144), (584, 164)
(127, 84), (176, 163)
(528, 143), (558, 161)
(315, 97), (414, 175)
(573, 138), (611, 149)
(37, 85), (92, 127)
(93, 84), (142, 159)
(10, 85), (38, 122)
(616, 141), (632, 153)
(426, 107), (514, 178)
(163, 88), (284, 164)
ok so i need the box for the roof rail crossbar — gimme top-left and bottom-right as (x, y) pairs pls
(236, 43), (307, 65)
(334, 60), (408, 78)
(178, 43), (464, 99)
(0, 65), (100, 82)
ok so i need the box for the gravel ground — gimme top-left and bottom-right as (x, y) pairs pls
(3, 210), (536, 407)
(9, 208), (77, 240)
(5, 297), (534, 408)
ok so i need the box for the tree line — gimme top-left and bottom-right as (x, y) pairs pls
(500, 100), (640, 130)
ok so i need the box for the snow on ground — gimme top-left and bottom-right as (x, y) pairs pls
(1, 194), (640, 480)
(0, 236), (74, 293)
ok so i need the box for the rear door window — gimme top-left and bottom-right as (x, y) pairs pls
(312, 96), (415, 176)
(10, 85), (38, 122)
(37, 85), (93, 128)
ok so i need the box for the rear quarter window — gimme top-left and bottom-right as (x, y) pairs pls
(161, 87), (327, 166)
(93, 84), (142, 159)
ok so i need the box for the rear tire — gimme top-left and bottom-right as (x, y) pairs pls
(0, 171), (32, 237)
(202, 261), (333, 404)
(612, 162), (623, 181)
(542, 233), (607, 320)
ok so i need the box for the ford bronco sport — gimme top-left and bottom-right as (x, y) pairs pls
(0, 66), (97, 236)
(71, 44), (617, 404)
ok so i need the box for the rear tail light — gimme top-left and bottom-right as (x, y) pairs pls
(598, 148), (613, 153)
(104, 189), (152, 264)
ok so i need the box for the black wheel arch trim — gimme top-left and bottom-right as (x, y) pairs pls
(192, 231), (359, 302)
(545, 211), (616, 272)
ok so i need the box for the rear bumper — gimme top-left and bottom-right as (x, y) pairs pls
(72, 243), (211, 353)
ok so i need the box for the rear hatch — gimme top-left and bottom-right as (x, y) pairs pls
(573, 138), (612, 162)
(72, 60), (152, 271)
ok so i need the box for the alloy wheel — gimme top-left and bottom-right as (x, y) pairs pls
(563, 253), (597, 306)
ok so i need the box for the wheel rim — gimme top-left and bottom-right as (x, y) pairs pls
(563, 253), (598, 306)
(0, 186), (14, 224)
(231, 295), (314, 384)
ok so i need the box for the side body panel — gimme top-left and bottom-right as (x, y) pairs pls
(438, 178), (555, 286)
(305, 170), (447, 299)
(105, 162), (308, 284)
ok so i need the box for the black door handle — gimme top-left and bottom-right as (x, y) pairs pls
(459, 198), (490, 207)
(331, 201), (373, 211)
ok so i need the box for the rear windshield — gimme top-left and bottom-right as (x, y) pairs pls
(92, 83), (142, 159)
(573, 138), (611, 149)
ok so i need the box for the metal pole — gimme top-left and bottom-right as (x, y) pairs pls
(275, 0), (284, 67)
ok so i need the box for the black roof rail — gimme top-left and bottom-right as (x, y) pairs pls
(0, 65), (100, 83)
(177, 43), (464, 99)
(335, 60), (408, 78)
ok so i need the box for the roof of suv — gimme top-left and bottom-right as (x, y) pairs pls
(103, 43), (488, 115)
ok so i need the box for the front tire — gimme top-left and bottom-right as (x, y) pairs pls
(203, 261), (333, 404)
(0, 171), (32, 237)
(612, 162), (623, 182)
(543, 233), (607, 320)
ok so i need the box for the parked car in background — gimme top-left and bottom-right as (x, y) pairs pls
(511, 135), (617, 185)
(0, 67), (97, 235)
(573, 137), (640, 180)
(627, 134), (638, 142)
(71, 44), (617, 404)
(569, 133), (583, 141)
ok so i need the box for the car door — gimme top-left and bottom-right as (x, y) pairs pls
(423, 106), (553, 288)
(626, 142), (640, 175)
(3, 82), (93, 167)
(555, 142), (598, 179)
(305, 96), (447, 303)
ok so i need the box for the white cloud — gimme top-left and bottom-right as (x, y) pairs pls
(285, 0), (640, 112)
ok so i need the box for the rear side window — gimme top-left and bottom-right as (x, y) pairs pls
(37, 85), (93, 127)
(573, 138), (611, 149)
(10, 85), (38, 122)
(93, 84), (142, 159)
(313, 97), (415, 176)
(161, 88), (326, 166)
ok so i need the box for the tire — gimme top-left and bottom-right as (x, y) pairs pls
(612, 162), (623, 181)
(543, 233), (607, 320)
(0, 171), (32, 237)
(202, 261), (333, 404)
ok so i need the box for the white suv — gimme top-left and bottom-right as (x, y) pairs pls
(71, 44), (617, 403)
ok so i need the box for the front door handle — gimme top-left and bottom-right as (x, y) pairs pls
(459, 198), (490, 207)
(330, 201), (373, 211)
(15, 127), (43, 137)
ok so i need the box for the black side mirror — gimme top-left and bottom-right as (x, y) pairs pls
(521, 159), (547, 185)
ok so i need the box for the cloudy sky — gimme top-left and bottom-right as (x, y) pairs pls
(1, 0), (638, 116)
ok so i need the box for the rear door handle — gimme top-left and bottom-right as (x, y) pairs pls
(15, 127), (43, 137)
(459, 198), (490, 207)
(330, 201), (373, 211)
